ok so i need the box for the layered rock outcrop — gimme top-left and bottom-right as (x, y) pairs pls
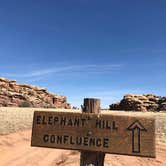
(109, 94), (166, 112)
(0, 77), (70, 108)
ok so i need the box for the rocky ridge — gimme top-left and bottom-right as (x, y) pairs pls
(109, 94), (166, 112)
(0, 77), (70, 108)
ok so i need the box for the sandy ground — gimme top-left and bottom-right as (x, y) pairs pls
(0, 129), (70, 166)
(0, 129), (166, 166)
(0, 107), (166, 165)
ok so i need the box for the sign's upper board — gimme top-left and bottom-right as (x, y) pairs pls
(31, 111), (155, 157)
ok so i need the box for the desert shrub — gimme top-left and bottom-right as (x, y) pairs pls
(19, 101), (31, 107)
(2, 101), (8, 107)
(43, 104), (56, 108)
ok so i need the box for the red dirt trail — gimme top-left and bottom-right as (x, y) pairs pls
(0, 130), (166, 166)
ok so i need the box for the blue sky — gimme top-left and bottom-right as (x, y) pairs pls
(0, 0), (166, 108)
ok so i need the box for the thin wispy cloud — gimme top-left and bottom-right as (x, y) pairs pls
(2, 64), (124, 79)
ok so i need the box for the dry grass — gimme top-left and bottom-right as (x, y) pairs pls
(0, 107), (166, 145)
(0, 107), (78, 135)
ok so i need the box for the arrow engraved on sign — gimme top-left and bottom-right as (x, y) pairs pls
(127, 120), (147, 153)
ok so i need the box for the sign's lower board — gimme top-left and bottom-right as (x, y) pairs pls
(31, 111), (155, 158)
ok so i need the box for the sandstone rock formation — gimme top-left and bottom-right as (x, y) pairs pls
(0, 77), (70, 109)
(109, 94), (166, 112)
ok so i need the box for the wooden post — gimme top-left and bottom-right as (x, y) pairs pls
(80, 98), (105, 166)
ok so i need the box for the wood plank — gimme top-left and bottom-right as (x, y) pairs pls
(31, 111), (155, 157)
(80, 98), (105, 166)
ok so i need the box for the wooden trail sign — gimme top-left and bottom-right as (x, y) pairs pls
(31, 110), (155, 158)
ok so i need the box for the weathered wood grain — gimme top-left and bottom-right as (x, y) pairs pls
(31, 111), (155, 157)
(80, 98), (105, 166)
